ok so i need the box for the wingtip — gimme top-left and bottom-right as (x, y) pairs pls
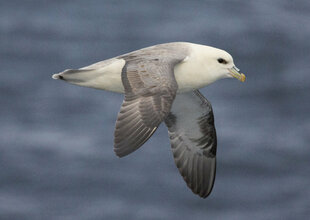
(113, 145), (133, 158)
(189, 183), (213, 199)
(198, 189), (212, 199)
(114, 150), (127, 158)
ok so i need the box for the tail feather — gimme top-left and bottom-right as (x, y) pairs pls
(51, 58), (125, 92)
(52, 69), (94, 82)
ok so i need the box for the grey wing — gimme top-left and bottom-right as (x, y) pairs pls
(114, 47), (187, 157)
(164, 90), (217, 198)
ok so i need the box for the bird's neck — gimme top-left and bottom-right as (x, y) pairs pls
(174, 58), (218, 93)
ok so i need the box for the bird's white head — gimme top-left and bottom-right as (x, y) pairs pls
(200, 45), (246, 82)
(175, 43), (246, 92)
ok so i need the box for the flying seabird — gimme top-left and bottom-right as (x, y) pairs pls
(52, 42), (245, 198)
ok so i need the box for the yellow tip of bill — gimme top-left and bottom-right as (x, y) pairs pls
(240, 73), (246, 82)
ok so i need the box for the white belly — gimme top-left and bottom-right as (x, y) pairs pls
(55, 58), (203, 94)
(91, 59), (196, 94)
(80, 58), (125, 93)
(54, 58), (125, 93)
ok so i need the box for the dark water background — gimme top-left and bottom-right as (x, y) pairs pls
(1, 0), (310, 219)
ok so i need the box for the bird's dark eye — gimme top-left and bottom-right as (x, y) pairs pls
(217, 58), (227, 64)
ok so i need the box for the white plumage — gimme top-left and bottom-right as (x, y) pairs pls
(52, 42), (245, 198)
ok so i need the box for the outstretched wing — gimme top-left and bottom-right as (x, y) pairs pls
(164, 90), (217, 198)
(114, 44), (188, 157)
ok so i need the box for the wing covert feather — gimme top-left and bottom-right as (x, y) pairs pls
(114, 44), (188, 157)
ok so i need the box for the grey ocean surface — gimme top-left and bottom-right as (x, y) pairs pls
(1, 0), (309, 219)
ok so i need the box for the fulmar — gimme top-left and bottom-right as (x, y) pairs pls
(52, 42), (246, 198)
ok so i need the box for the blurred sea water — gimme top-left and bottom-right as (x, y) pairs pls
(0, 0), (309, 219)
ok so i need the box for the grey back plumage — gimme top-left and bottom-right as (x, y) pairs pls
(114, 43), (188, 157)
